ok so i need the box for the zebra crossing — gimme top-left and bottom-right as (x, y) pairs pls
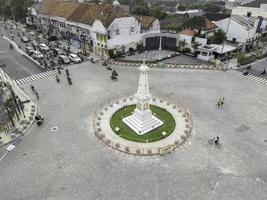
(227, 70), (267, 85)
(15, 70), (57, 85)
(14, 64), (80, 86)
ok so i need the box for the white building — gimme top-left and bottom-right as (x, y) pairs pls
(27, 1), (160, 59)
(215, 15), (266, 51)
(231, 4), (267, 19)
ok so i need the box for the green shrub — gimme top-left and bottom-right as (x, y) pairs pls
(182, 48), (191, 54)
(129, 47), (134, 55)
(108, 49), (114, 58)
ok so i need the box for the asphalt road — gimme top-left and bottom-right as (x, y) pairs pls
(0, 33), (46, 80)
(0, 62), (266, 200)
(237, 59), (267, 80)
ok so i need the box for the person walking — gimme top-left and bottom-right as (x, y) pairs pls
(220, 98), (225, 107)
(216, 99), (221, 108)
(35, 91), (39, 100)
(66, 68), (70, 77)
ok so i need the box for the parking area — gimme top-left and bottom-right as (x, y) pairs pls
(0, 21), (87, 70)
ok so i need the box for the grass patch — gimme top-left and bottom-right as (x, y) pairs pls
(110, 104), (175, 143)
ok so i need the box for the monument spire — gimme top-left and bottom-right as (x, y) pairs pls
(123, 61), (163, 135)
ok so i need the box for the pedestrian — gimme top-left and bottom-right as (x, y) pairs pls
(220, 98), (225, 107)
(35, 91), (39, 100)
(31, 84), (35, 92)
(216, 99), (221, 108)
(56, 74), (60, 83)
(66, 68), (70, 76)
(57, 67), (61, 74)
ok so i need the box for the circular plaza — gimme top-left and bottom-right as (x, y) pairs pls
(93, 62), (193, 155)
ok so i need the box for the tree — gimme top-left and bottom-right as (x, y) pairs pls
(136, 42), (144, 52)
(149, 6), (167, 19)
(108, 49), (115, 58)
(203, 2), (221, 13)
(177, 3), (186, 11)
(212, 29), (226, 44)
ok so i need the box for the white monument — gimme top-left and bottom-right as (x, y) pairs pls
(123, 61), (163, 135)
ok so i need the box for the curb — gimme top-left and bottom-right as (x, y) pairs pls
(108, 60), (226, 70)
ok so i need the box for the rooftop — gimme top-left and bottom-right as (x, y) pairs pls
(67, 3), (130, 27)
(203, 13), (230, 22)
(182, 16), (217, 31)
(49, 1), (79, 19)
(231, 15), (257, 29)
(134, 15), (156, 29)
(178, 28), (197, 36)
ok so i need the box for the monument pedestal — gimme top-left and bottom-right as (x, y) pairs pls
(123, 109), (163, 135)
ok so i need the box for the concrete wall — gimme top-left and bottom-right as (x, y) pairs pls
(215, 18), (249, 43)
(108, 17), (140, 39)
(232, 6), (267, 18)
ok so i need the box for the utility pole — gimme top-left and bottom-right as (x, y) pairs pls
(10, 7), (16, 22)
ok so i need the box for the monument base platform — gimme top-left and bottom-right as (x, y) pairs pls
(123, 109), (163, 135)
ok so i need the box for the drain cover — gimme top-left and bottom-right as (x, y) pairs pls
(51, 127), (58, 132)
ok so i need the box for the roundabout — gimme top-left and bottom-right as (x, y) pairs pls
(110, 104), (175, 143)
(93, 61), (193, 155)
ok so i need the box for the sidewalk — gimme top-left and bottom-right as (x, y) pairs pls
(0, 74), (37, 147)
(58, 39), (102, 62)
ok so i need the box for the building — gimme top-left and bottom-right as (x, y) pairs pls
(178, 29), (208, 52)
(160, 13), (190, 33)
(66, 3), (140, 58)
(215, 15), (266, 51)
(134, 15), (160, 33)
(203, 13), (230, 23)
(49, 1), (79, 35)
(27, 0), (161, 58)
(231, 3), (267, 19)
(197, 44), (237, 62)
(182, 16), (217, 39)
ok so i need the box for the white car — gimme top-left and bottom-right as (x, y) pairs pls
(29, 31), (35, 36)
(32, 51), (44, 59)
(69, 54), (82, 63)
(39, 43), (50, 52)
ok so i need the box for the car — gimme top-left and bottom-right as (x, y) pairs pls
(29, 31), (35, 36)
(32, 51), (44, 59)
(69, 54), (82, 63)
(21, 36), (30, 43)
(31, 40), (38, 48)
(26, 46), (35, 56)
(52, 48), (65, 56)
(58, 55), (70, 64)
(38, 43), (50, 52)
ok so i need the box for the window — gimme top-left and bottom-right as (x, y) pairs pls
(202, 52), (208, 56)
(247, 12), (252, 17)
(131, 27), (134, 32)
(116, 29), (120, 35)
(232, 38), (236, 42)
(76, 29), (79, 33)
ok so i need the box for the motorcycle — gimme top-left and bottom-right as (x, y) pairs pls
(35, 115), (44, 126)
(111, 75), (117, 80)
(243, 69), (248, 76)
